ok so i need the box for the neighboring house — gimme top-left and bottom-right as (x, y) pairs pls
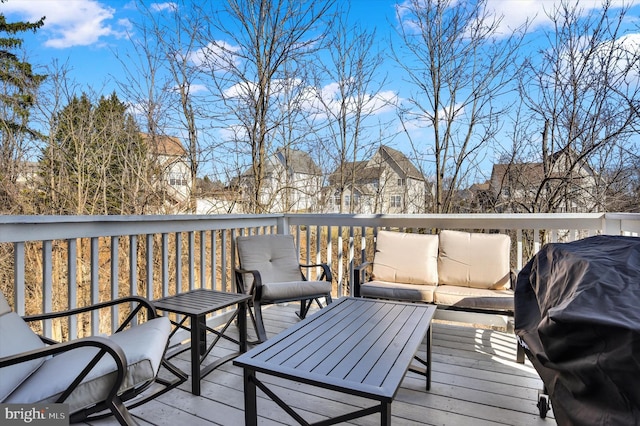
(485, 148), (599, 213)
(237, 147), (324, 213)
(142, 133), (192, 211)
(325, 145), (427, 214)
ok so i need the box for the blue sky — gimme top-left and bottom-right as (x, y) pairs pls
(4, 0), (640, 181)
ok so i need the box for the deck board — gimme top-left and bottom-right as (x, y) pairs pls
(81, 302), (555, 426)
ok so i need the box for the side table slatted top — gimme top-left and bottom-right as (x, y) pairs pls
(234, 297), (436, 402)
(154, 288), (248, 315)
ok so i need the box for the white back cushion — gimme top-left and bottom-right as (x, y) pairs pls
(438, 230), (511, 289)
(372, 231), (439, 285)
(0, 292), (46, 401)
(236, 235), (301, 287)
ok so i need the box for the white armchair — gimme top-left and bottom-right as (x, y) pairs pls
(0, 291), (186, 425)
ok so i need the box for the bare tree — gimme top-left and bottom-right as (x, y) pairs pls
(392, 0), (526, 213)
(513, 0), (640, 213)
(198, 0), (335, 213)
(118, 0), (210, 213)
(311, 4), (389, 213)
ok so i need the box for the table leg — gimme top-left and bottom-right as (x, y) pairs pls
(426, 324), (432, 391)
(239, 300), (247, 353)
(381, 401), (391, 425)
(243, 369), (257, 426)
(191, 314), (203, 396)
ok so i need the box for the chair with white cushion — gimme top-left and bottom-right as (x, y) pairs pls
(235, 234), (333, 342)
(0, 291), (186, 425)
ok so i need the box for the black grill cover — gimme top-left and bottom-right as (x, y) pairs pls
(515, 235), (640, 425)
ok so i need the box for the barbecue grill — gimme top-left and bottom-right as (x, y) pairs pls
(514, 235), (640, 424)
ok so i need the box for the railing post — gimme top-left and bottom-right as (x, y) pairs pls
(13, 242), (25, 316)
(277, 215), (289, 234)
(602, 215), (622, 235)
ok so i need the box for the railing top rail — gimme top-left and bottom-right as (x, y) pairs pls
(0, 214), (281, 243)
(2, 212), (639, 244)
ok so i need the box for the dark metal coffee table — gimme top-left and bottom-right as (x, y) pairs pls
(234, 297), (437, 425)
(154, 288), (251, 396)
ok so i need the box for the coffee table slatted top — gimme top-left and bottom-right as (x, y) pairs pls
(234, 297), (436, 402)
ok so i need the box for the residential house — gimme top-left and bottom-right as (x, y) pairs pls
(236, 147), (323, 213)
(485, 148), (599, 213)
(141, 133), (192, 212)
(325, 145), (427, 214)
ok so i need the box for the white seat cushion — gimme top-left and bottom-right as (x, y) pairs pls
(261, 280), (331, 301)
(360, 280), (436, 303)
(434, 285), (514, 311)
(372, 231), (439, 285)
(6, 316), (170, 413)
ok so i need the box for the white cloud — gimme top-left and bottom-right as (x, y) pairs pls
(3, 0), (127, 48)
(189, 41), (242, 70)
(485, 0), (640, 35)
(150, 2), (178, 12)
(397, 0), (640, 37)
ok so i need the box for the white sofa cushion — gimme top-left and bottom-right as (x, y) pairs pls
(434, 285), (514, 311)
(372, 231), (439, 285)
(0, 293), (46, 401)
(5, 316), (170, 413)
(360, 280), (436, 303)
(438, 230), (511, 290)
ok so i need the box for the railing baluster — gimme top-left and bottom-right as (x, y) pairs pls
(189, 231), (195, 291)
(111, 236), (119, 334)
(13, 241), (25, 316)
(67, 239), (77, 339)
(146, 234), (153, 300)
(129, 234), (137, 297)
(42, 240), (53, 338)
(175, 232), (182, 293)
(90, 237), (99, 336)
(200, 230), (206, 289)
(162, 233), (169, 296)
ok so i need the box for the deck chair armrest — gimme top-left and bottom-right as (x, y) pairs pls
(22, 296), (158, 335)
(0, 335), (128, 403)
(299, 263), (333, 282)
(234, 267), (264, 299)
(353, 262), (373, 297)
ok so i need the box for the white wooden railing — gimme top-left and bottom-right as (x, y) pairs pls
(1, 213), (639, 338)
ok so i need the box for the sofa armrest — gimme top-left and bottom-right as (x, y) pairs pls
(299, 263), (333, 282)
(353, 262), (373, 297)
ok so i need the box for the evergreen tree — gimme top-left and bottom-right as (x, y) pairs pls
(0, 2), (45, 212)
(40, 92), (153, 215)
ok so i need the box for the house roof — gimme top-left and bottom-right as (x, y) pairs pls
(327, 161), (381, 186)
(241, 147), (323, 177)
(141, 133), (187, 156)
(273, 148), (322, 175)
(377, 145), (424, 181)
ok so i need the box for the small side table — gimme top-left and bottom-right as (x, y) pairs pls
(154, 288), (251, 396)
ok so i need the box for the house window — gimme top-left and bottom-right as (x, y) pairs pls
(397, 178), (406, 186)
(353, 193), (360, 206)
(168, 173), (188, 186)
(334, 195), (341, 206)
(390, 195), (402, 207)
(344, 195), (351, 206)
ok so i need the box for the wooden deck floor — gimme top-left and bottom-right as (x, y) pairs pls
(82, 302), (556, 426)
